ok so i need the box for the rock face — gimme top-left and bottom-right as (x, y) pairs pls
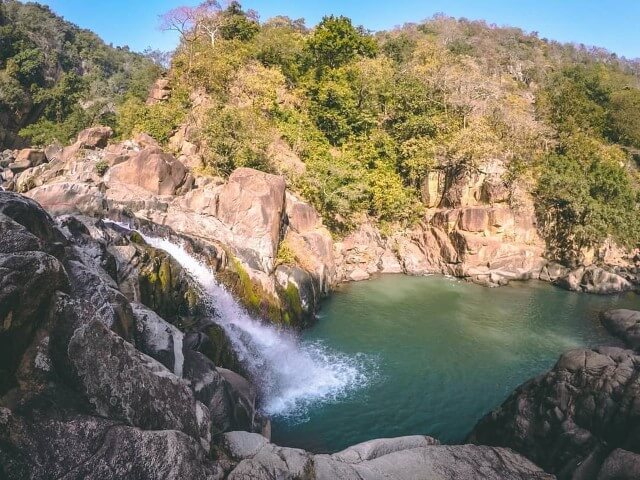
(215, 431), (554, 479)
(216, 168), (286, 273)
(107, 147), (188, 195)
(468, 346), (640, 480)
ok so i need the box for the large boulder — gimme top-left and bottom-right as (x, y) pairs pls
(76, 126), (113, 149)
(216, 431), (554, 479)
(0, 251), (67, 393)
(25, 182), (107, 216)
(107, 147), (187, 196)
(0, 191), (69, 393)
(12, 148), (47, 170)
(468, 346), (640, 479)
(216, 168), (286, 273)
(557, 266), (633, 294)
(68, 319), (211, 450)
(132, 303), (185, 377)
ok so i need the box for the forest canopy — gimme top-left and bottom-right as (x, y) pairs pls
(0, 0), (160, 148)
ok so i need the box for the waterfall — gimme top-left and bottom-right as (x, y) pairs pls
(128, 231), (373, 420)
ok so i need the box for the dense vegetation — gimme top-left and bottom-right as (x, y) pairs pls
(0, 0), (160, 148)
(7, 1), (640, 264)
(117, 2), (640, 260)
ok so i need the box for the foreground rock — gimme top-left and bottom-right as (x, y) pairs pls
(0, 191), (264, 478)
(215, 431), (554, 479)
(468, 346), (640, 479)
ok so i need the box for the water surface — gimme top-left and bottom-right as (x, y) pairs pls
(271, 275), (639, 452)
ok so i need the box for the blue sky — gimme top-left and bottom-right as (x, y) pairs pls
(40, 0), (640, 59)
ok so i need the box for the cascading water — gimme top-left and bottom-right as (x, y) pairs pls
(129, 231), (374, 420)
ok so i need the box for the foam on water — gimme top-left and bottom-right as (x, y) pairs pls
(130, 231), (373, 419)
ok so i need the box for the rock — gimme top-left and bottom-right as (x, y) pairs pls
(0, 251), (67, 393)
(468, 346), (640, 478)
(132, 303), (184, 376)
(179, 183), (220, 216)
(216, 168), (286, 273)
(25, 182), (107, 216)
(596, 449), (640, 480)
(601, 309), (640, 349)
(267, 138), (306, 176)
(132, 242), (199, 324)
(216, 431), (554, 480)
(0, 191), (66, 250)
(147, 77), (171, 104)
(0, 409), (220, 480)
(14, 148), (46, 168)
(420, 170), (445, 208)
(285, 192), (320, 234)
(482, 180), (509, 204)
(63, 254), (135, 341)
(378, 248), (403, 273)
(459, 207), (489, 232)
(348, 267), (370, 281)
(133, 132), (160, 149)
(275, 264), (317, 323)
(76, 126), (113, 149)
(44, 142), (63, 162)
(107, 147), (187, 196)
(183, 350), (258, 435)
(558, 266), (633, 294)
(68, 319), (211, 450)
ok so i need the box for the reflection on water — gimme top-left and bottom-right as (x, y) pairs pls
(272, 275), (639, 453)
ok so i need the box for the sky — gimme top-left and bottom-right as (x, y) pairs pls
(39, 0), (640, 59)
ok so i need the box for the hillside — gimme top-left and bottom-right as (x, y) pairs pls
(116, 3), (640, 266)
(0, 0), (160, 149)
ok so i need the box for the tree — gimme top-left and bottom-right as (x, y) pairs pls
(305, 15), (377, 70)
(608, 88), (640, 148)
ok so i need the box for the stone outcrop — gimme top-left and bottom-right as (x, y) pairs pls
(76, 126), (113, 149)
(147, 76), (171, 105)
(468, 346), (640, 480)
(215, 431), (554, 479)
(107, 147), (188, 196)
(0, 190), (270, 479)
(216, 168), (286, 273)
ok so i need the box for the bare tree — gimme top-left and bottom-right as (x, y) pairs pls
(159, 1), (226, 73)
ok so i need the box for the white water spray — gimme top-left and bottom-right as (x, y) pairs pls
(125, 229), (372, 419)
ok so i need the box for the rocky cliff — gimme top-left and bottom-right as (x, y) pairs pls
(1, 127), (637, 333)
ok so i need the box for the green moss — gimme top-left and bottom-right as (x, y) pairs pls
(129, 231), (145, 245)
(282, 282), (303, 323)
(276, 240), (297, 266)
(158, 258), (172, 291)
(231, 256), (262, 312)
(185, 287), (199, 311)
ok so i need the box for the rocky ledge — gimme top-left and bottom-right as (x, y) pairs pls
(0, 190), (557, 479)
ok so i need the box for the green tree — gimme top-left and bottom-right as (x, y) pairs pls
(608, 88), (640, 148)
(305, 15), (377, 70)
